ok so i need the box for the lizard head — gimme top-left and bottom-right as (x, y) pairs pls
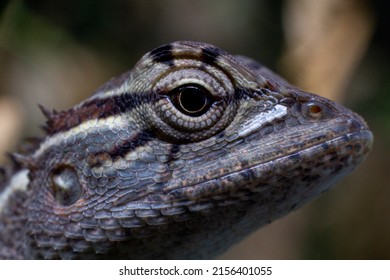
(20, 41), (372, 259)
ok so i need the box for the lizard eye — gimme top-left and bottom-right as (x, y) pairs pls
(141, 60), (238, 143)
(170, 84), (213, 117)
(50, 166), (83, 206)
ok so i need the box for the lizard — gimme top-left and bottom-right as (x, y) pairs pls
(0, 41), (373, 259)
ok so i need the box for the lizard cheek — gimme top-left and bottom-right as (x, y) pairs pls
(50, 166), (83, 206)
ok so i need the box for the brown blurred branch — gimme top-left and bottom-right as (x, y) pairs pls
(0, 97), (23, 164)
(282, 0), (374, 102)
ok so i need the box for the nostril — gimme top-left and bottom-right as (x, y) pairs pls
(301, 100), (334, 120)
(308, 104), (322, 115)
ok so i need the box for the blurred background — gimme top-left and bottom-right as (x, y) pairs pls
(0, 0), (388, 259)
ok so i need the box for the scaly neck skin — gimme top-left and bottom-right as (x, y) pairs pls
(0, 41), (373, 259)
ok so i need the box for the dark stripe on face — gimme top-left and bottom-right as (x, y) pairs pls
(44, 85), (268, 136)
(45, 92), (138, 135)
(167, 144), (181, 164)
(149, 44), (175, 67)
(106, 129), (155, 160)
(84, 129), (155, 171)
(201, 47), (222, 65)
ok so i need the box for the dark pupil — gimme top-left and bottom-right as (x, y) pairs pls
(173, 84), (211, 117)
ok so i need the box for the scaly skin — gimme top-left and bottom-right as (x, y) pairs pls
(0, 41), (373, 259)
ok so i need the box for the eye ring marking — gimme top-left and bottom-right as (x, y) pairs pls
(50, 165), (83, 206)
(170, 84), (214, 117)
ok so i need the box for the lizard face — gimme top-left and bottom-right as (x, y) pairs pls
(20, 41), (372, 259)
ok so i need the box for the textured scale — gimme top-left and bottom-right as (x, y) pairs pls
(0, 41), (373, 259)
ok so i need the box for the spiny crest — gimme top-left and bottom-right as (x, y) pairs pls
(8, 153), (28, 168)
(6, 135), (42, 170)
(38, 102), (108, 136)
(38, 104), (59, 134)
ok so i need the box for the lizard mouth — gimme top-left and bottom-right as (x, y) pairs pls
(100, 87), (374, 231)
(113, 102), (373, 211)
(156, 118), (373, 205)
(120, 128), (370, 236)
